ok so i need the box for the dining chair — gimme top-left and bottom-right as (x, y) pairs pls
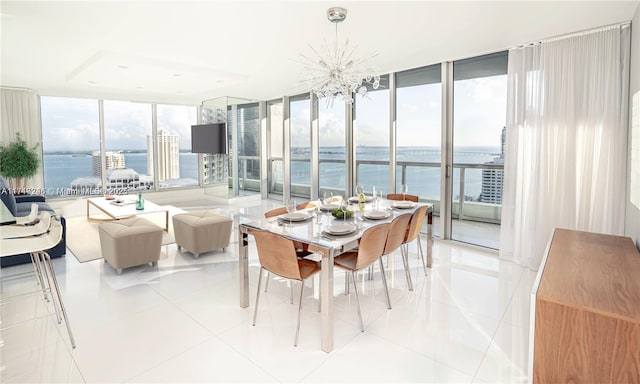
(251, 230), (321, 346)
(386, 193), (419, 202)
(382, 213), (414, 291)
(402, 204), (429, 276)
(263, 204), (316, 296)
(333, 223), (391, 332)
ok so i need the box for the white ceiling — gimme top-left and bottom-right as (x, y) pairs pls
(1, 1), (638, 105)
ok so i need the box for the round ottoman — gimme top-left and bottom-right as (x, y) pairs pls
(172, 210), (233, 258)
(98, 217), (163, 275)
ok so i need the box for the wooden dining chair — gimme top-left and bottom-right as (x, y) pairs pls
(386, 193), (419, 202)
(402, 204), (429, 277)
(333, 223), (391, 332)
(382, 213), (414, 291)
(263, 203), (316, 297)
(251, 230), (321, 346)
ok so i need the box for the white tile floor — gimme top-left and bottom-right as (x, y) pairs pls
(1, 197), (535, 383)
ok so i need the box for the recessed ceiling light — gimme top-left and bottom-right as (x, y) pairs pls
(176, 91), (184, 94)
(216, 80), (224, 83)
(136, 86), (144, 89)
(172, 73), (181, 77)
(117, 65), (128, 69)
(88, 81), (97, 84)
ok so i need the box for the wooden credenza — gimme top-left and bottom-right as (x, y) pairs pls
(530, 228), (640, 383)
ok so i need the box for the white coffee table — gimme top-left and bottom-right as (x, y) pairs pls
(86, 196), (169, 231)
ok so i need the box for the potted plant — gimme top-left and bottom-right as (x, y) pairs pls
(0, 133), (40, 193)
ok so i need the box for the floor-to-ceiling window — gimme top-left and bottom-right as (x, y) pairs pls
(103, 100), (153, 191)
(451, 52), (507, 248)
(40, 96), (100, 197)
(236, 102), (260, 193)
(156, 104), (198, 189)
(319, 100), (346, 198)
(354, 74), (390, 196)
(395, 64), (442, 236)
(290, 94), (311, 198)
(267, 99), (284, 197)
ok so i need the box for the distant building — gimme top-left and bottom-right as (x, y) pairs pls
(92, 151), (125, 176)
(70, 168), (153, 192)
(480, 127), (505, 204)
(148, 130), (179, 181)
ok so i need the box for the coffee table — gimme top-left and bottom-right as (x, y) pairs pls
(86, 196), (169, 231)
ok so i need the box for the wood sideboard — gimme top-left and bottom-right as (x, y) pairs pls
(530, 228), (640, 383)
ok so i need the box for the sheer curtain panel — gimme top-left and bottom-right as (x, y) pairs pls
(500, 25), (631, 269)
(0, 88), (43, 189)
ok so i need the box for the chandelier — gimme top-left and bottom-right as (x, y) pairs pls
(299, 7), (380, 106)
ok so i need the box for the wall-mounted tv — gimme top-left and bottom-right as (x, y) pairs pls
(191, 123), (227, 154)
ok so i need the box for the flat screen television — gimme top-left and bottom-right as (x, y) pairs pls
(191, 123), (227, 154)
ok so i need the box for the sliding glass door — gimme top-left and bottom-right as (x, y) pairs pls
(319, 101), (347, 198)
(451, 52), (507, 248)
(395, 64), (442, 236)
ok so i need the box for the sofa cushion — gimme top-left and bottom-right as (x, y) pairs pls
(0, 177), (17, 216)
(16, 202), (56, 216)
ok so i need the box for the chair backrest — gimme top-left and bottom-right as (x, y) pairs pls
(252, 230), (302, 280)
(296, 201), (317, 211)
(264, 207), (287, 218)
(264, 201), (317, 219)
(405, 205), (428, 243)
(386, 193), (419, 202)
(383, 214), (412, 255)
(355, 223), (391, 270)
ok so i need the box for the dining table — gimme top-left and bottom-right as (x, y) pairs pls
(237, 198), (433, 353)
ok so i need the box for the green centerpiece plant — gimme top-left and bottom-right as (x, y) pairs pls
(0, 133), (40, 193)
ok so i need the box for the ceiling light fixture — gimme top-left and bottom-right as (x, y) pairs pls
(299, 7), (380, 106)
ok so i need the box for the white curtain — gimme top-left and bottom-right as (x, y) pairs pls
(0, 88), (43, 189)
(500, 25), (631, 270)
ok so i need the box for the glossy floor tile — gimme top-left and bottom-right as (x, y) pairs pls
(1, 197), (535, 383)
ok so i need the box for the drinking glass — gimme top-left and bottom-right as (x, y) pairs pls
(373, 188), (381, 210)
(401, 184), (409, 200)
(286, 199), (296, 224)
(323, 191), (333, 205)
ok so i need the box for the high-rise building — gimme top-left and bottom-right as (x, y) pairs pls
(480, 127), (506, 204)
(92, 151), (125, 177)
(148, 130), (179, 181)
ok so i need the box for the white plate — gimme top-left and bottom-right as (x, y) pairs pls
(326, 223), (357, 235)
(320, 203), (341, 211)
(364, 210), (391, 220)
(348, 196), (374, 203)
(280, 212), (310, 222)
(392, 201), (416, 209)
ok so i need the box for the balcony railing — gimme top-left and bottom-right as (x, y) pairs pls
(259, 158), (503, 226)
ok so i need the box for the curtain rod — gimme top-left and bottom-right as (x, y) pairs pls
(518, 21), (631, 47)
(0, 86), (34, 92)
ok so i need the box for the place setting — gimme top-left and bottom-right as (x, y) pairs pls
(321, 222), (359, 240)
(391, 200), (417, 209)
(277, 199), (313, 225)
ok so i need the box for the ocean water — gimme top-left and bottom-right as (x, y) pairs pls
(43, 152), (198, 196)
(43, 146), (500, 199)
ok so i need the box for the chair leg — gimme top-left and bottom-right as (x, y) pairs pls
(378, 258), (392, 309)
(344, 271), (350, 295)
(294, 280), (305, 346)
(253, 268), (264, 326)
(351, 271), (364, 332)
(401, 245), (414, 291)
(264, 272), (270, 292)
(290, 282), (294, 304)
(416, 237), (428, 276)
(42, 252), (76, 348)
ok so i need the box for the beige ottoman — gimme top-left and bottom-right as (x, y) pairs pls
(98, 217), (163, 275)
(172, 210), (233, 258)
